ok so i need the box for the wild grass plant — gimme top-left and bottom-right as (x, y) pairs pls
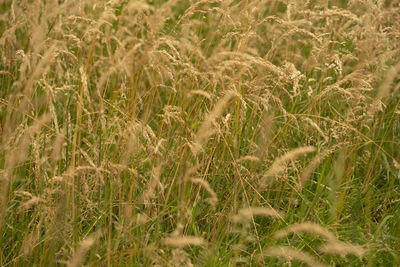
(0, 0), (399, 266)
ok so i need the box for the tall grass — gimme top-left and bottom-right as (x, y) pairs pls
(1, 0), (399, 266)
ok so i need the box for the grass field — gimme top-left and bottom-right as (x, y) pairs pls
(1, 0), (400, 266)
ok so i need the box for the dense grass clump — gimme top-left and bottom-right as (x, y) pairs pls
(1, 0), (399, 266)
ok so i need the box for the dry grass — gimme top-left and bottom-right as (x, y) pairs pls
(0, 0), (399, 265)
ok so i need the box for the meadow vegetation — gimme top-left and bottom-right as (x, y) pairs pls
(0, 0), (400, 266)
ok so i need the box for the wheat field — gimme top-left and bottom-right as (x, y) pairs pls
(0, 0), (399, 266)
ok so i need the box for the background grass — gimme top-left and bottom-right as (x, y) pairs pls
(1, 0), (400, 266)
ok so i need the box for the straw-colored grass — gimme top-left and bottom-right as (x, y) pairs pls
(1, 0), (399, 265)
